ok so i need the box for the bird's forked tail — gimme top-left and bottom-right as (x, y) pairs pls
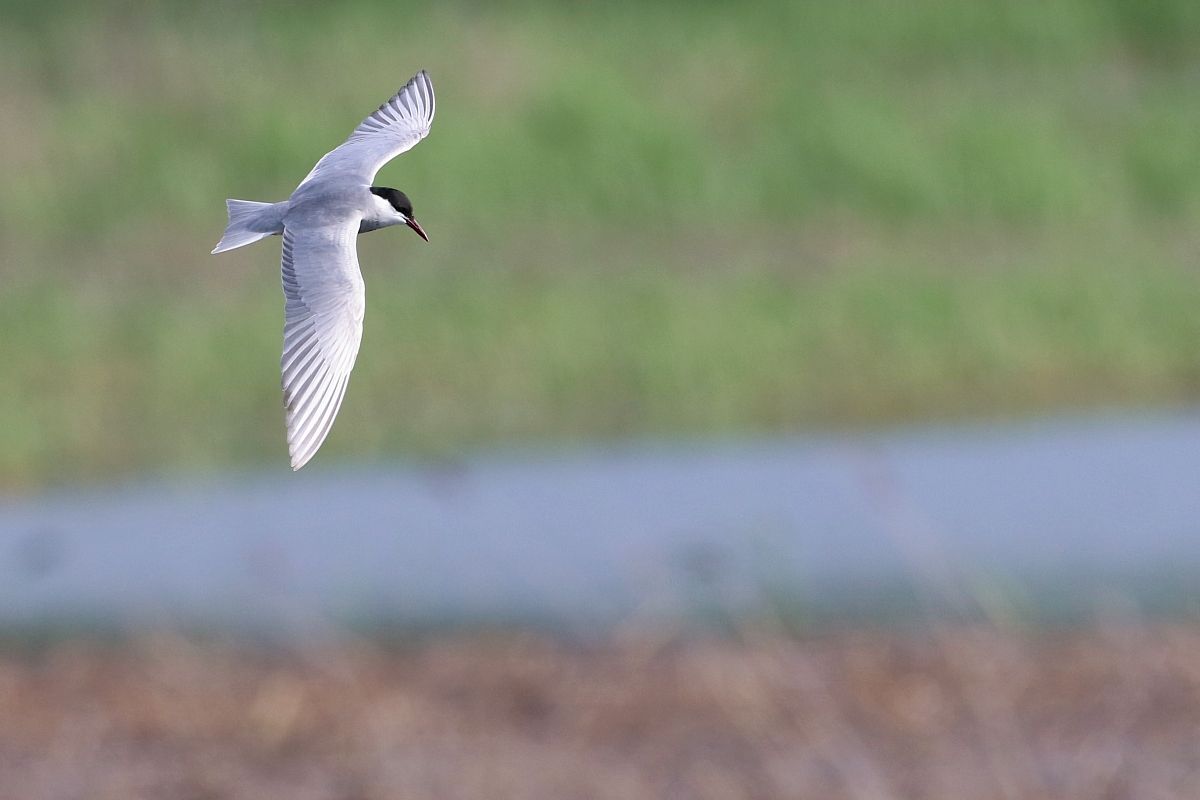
(211, 199), (286, 254)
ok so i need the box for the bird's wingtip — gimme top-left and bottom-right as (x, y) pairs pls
(289, 445), (314, 471)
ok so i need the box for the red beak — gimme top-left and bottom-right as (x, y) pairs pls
(406, 217), (429, 242)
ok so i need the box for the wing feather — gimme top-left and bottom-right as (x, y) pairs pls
(279, 220), (366, 470)
(297, 70), (435, 189)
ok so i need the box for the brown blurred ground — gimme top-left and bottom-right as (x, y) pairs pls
(1, 624), (1198, 799)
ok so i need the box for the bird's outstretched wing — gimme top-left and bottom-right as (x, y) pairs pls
(279, 219), (366, 470)
(297, 70), (435, 189)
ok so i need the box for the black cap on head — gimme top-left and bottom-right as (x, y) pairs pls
(369, 186), (414, 218)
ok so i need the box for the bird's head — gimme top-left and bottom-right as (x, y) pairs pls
(369, 186), (429, 242)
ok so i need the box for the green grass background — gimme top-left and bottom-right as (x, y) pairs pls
(2, 0), (1199, 487)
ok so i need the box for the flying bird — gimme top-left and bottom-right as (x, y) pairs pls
(212, 70), (435, 470)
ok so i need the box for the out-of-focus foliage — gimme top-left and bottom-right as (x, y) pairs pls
(2, 0), (1199, 485)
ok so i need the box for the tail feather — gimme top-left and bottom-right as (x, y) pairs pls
(211, 199), (283, 254)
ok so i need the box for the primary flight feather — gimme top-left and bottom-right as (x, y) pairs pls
(212, 70), (435, 470)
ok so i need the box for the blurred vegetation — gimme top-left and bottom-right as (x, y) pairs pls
(2, 0), (1200, 486)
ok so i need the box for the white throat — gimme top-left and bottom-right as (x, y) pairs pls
(361, 192), (407, 233)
